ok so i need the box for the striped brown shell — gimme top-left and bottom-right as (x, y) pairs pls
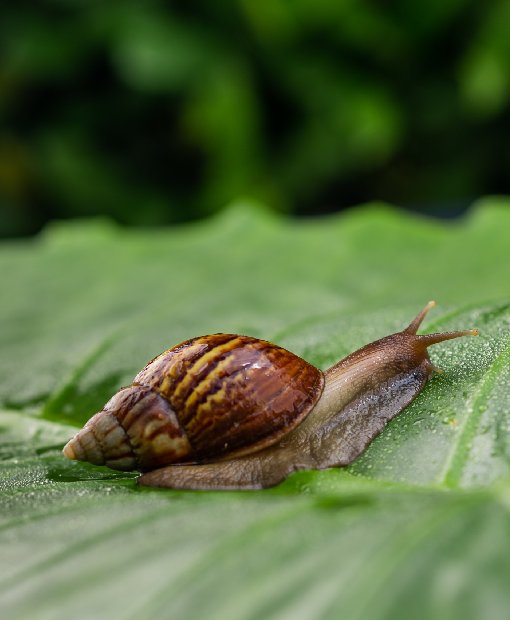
(63, 334), (324, 471)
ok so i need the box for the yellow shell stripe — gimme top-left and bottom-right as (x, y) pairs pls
(152, 339), (210, 391)
(121, 391), (192, 462)
(182, 344), (252, 414)
(165, 336), (244, 408)
(185, 371), (245, 438)
(186, 356), (310, 448)
(185, 343), (285, 440)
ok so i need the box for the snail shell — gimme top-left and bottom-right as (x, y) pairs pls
(64, 334), (323, 471)
(63, 301), (478, 490)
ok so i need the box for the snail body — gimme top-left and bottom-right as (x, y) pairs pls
(63, 302), (478, 490)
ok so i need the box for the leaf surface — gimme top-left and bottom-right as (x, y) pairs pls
(1, 200), (510, 620)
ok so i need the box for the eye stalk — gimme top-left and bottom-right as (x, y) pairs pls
(404, 300), (478, 359)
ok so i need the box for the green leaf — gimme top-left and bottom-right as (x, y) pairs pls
(1, 200), (510, 620)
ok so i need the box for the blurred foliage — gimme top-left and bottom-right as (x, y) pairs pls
(1, 0), (510, 236)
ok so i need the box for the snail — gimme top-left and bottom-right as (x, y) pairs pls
(63, 302), (478, 490)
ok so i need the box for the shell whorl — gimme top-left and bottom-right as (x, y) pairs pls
(63, 410), (136, 471)
(63, 387), (191, 471)
(63, 334), (324, 471)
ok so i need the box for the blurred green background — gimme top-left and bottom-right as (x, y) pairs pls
(1, 0), (510, 237)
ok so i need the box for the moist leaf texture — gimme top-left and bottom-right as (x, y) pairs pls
(1, 200), (509, 620)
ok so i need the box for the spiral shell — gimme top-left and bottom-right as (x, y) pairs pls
(63, 334), (324, 471)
